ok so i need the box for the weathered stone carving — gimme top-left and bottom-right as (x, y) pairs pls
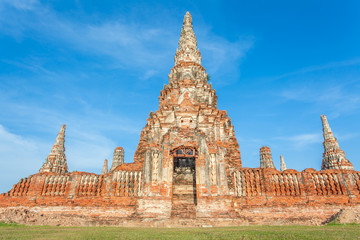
(39, 125), (68, 174)
(321, 115), (353, 170)
(151, 150), (160, 182)
(110, 147), (125, 172)
(101, 159), (108, 175)
(260, 146), (275, 169)
(209, 153), (217, 185)
(280, 155), (287, 171)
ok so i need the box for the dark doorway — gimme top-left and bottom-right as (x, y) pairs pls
(171, 147), (197, 218)
(173, 157), (196, 187)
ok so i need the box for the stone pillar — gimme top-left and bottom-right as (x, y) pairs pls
(260, 146), (275, 169)
(151, 150), (160, 183)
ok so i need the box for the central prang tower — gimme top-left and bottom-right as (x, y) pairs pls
(128, 12), (241, 199)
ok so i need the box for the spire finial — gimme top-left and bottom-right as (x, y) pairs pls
(280, 155), (287, 171)
(321, 114), (333, 141)
(183, 11), (192, 27)
(101, 159), (108, 175)
(174, 12), (201, 65)
(60, 124), (65, 133)
(39, 124), (68, 174)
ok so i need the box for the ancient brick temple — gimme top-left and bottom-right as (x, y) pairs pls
(1, 12), (360, 226)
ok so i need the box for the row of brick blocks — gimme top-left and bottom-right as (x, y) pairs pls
(2, 168), (360, 207)
(235, 168), (360, 197)
(3, 171), (142, 199)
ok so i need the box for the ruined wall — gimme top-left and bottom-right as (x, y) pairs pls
(2, 168), (360, 207)
(1, 166), (360, 226)
(0, 171), (142, 207)
(233, 168), (360, 206)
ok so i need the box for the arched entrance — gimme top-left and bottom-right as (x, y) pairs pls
(170, 146), (197, 218)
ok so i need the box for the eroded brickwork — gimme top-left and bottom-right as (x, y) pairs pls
(233, 168), (360, 202)
(321, 115), (353, 170)
(110, 147), (125, 172)
(280, 155), (287, 171)
(39, 125), (68, 174)
(101, 159), (108, 175)
(1, 12), (359, 226)
(132, 11), (241, 199)
(260, 146), (275, 169)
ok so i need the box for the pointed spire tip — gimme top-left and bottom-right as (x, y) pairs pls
(183, 11), (192, 25)
(321, 114), (330, 129)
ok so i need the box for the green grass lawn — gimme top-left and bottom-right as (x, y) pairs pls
(0, 222), (359, 240)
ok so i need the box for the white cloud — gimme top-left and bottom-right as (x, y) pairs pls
(200, 33), (253, 85)
(279, 85), (360, 117)
(268, 59), (360, 118)
(0, 125), (41, 153)
(338, 133), (358, 141)
(0, 124), (48, 193)
(0, 1), (253, 83)
(0, 0), (40, 10)
(142, 70), (158, 80)
(275, 133), (322, 149)
(0, 2), (176, 75)
(266, 58), (360, 82)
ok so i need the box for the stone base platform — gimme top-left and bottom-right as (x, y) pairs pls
(1, 205), (359, 227)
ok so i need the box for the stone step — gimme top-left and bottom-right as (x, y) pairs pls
(172, 185), (195, 195)
(172, 193), (195, 200)
(172, 196), (196, 205)
(172, 197), (195, 204)
(172, 200), (195, 205)
(171, 183), (197, 219)
(171, 204), (196, 210)
(170, 212), (196, 219)
(170, 203), (196, 219)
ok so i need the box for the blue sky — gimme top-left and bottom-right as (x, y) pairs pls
(0, 0), (359, 193)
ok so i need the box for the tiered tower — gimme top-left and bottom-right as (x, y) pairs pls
(321, 115), (353, 170)
(132, 12), (241, 197)
(109, 147), (125, 172)
(260, 146), (275, 169)
(39, 124), (68, 174)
